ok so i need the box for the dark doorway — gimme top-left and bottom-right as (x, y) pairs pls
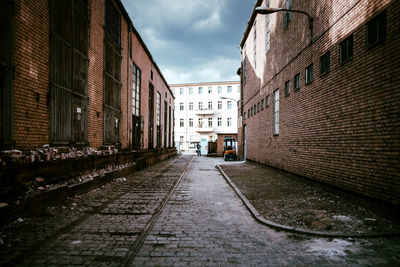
(0, 0), (14, 149)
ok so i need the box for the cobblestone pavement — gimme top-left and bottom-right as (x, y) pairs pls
(1, 155), (400, 266)
(0, 155), (193, 266)
(131, 156), (400, 266)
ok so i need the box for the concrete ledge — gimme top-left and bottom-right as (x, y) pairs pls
(216, 165), (400, 238)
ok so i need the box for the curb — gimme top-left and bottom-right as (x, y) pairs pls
(216, 165), (400, 238)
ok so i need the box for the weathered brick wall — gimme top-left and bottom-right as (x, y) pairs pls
(13, 0), (50, 151)
(87, 0), (105, 149)
(241, 0), (400, 205)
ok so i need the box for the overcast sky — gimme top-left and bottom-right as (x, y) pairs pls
(121, 0), (254, 85)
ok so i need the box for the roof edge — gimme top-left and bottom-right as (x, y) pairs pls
(240, 0), (264, 48)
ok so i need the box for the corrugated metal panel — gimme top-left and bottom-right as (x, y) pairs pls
(50, 0), (88, 145)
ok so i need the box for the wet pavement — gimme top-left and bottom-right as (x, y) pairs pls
(1, 155), (400, 266)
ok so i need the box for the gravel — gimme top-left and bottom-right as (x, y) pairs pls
(220, 161), (400, 235)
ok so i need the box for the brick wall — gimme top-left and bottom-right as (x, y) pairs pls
(13, 0), (50, 151)
(87, 0), (105, 149)
(241, 0), (400, 205)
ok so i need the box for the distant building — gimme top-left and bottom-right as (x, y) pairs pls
(239, 0), (400, 205)
(0, 0), (174, 151)
(170, 81), (240, 155)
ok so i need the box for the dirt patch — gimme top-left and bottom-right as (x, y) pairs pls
(220, 162), (400, 234)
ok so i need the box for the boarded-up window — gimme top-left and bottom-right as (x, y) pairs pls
(50, 0), (88, 145)
(0, 0), (14, 149)
(104, 0), (121, 145)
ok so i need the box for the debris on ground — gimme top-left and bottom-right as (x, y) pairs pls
(221, 162), (400, 234)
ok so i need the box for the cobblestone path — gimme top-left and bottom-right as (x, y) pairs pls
(1, 155), (400, 266)
(130, 156), (400, 266)
(0, 155), (193, 266)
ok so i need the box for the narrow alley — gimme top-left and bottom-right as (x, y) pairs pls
(1, 155), (399, 266)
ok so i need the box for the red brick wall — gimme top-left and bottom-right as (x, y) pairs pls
(13, 0), (50, 151)
(241, 0), (400, 205)
(87, 0), (104, 149)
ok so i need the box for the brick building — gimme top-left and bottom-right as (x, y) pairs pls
(239, 0), (400, 205)
(0, 0), (174, 152)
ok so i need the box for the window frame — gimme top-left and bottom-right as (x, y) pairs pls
(294, 73), (300, 91)
(320, 51), (331, 75)
(284, 80), (290, 96)
(305, 64), (314, 84)
(339, 34), (353, 64)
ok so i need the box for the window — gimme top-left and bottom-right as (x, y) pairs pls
(217, 118), (222, 126)
(285, 80), (290, 96)
(253, 21), (257, 69)
(227, 118), (232, 127)
(208, 101), (213, 110)
(208, 87), (212, 94)
(248, 109), (250, 118)
(251, 107), (253, 116)
(237, 86), (240, 93)
(254, 104), (256, 114)
(266, 95), (270, 107)
(180, 136), (184, 143)
(198, 102), (203, 110)
(227, 101), (232, 109)
(218, 101), (222, 110)
(305, 64), (313, 84)
(156, 92), (161, 147)
(198, 118), (203, 127)
(244, 112), (246, 119)
(180, 118), (184, 127)
(228, 86), (232, 93)
(180, 88), (184, 95)
(189, 87), (193, 94)
(366, 10), (386, 47)
(151, 70), (153, 80)
(340, 35), (353, 63)
(243, 58), (247, 85)
(218, 86), (222, 93)
(261, 99), (265, 110)
(257, 102), (260, 113)
(179, 102), (184, 111)
(189, 118), (193, 127)
(132, 64), (141, 117)
(273, 89), (279, 135)
(208, 118), (213, 127)
(320, 51), (330, 74)
(189, 102), (193, 110)
(294, 73), (300, 91)
(172, 89), (175, 95)
(198, 87), (203, 94)
(284, 0), (292, 28)
(265, 0), (271, 53)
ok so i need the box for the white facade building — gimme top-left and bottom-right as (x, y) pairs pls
(170, 81), (240, 153)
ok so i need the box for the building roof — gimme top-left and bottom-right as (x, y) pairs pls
(169, 81), (240, 88)
(115, 0), (174, 98)
(240, 0), (263, 48)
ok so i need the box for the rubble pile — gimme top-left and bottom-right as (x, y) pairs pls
(0, 145), (119, 164)
(23, 162), (136, 199)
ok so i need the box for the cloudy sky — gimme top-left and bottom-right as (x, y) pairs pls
(121, 0), (255, 84)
